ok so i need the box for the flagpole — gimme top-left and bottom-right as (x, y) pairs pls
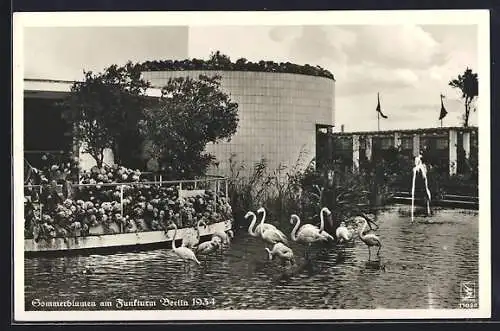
(377, 92), (380, 131)
(439, 94), (445, 128)
(440, 93), (443, 127)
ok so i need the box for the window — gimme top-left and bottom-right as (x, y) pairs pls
(341, 137), (353, 150)
(381, 137), (393, 150)
(420, 137), (430, 150)
(401, 137), (412, 150)
(436, 137), (448, 150)
(471, 132), (479, 149)
(359, 136), (366, 151)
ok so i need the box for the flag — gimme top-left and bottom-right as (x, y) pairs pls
(376, 92), (388, 119)
(439, 94), (448, 120)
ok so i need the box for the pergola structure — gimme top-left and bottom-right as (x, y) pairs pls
(316, 126), (478, 176)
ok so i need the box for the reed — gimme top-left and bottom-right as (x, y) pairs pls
(227, 151), (376, 233)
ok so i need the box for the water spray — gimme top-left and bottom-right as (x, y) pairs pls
(411, 152), (432, 222)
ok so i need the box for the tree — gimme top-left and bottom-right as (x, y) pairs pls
(59, 62), (151, 168)
(139, 75), (239, 179)
(449, 67), (478, 127)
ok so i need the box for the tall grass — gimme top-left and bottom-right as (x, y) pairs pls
(227, 153), (273, 228)
(228, 145), (479, 234)
(227, 150), (374, 233)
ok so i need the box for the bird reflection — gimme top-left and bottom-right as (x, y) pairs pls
(270, 257), (322, 284)
(365, 260), (386, 272)
(335, 250), (347, 264)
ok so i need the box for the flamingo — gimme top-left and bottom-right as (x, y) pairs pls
(246, 211), (274, 238)
(301, 207), (334, 241)
(246, 210), (288, 249)
(335, 221), (353, 244)
(265, 242), (296, 266)
(212, 229), (234, 247)
(257, 209), (288, 246)
(182, 220), (207, 249)
(355, 217), (382, 261)
(196, 238), (221, 263)
(255, 207), (280, 234)
(260, 225), (289, 246)
(319, 229), (335, 241)
(211, 235), (223, 246)
(349, 213), (378, 234)
(290, 214), (328, 259)
(211, 229), (234, 255)
(168, 222), (201, 270)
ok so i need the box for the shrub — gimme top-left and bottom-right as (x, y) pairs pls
(137, 51), (335, 81)
(228, 152), (377, 233)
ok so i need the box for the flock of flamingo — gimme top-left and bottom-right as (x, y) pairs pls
(166, 206), (383, 271)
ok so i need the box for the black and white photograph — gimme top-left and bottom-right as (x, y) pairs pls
(13, 10), (491, 321)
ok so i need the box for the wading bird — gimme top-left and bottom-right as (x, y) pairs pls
(256, 207), (280, 234)
(355, 216), (382, 261)
(351, 213), (379, 234)
(260, 224), (289, 247)
(335, 221), (353, 244)
(302, 207), (334, 241)
(211, 235), (223, 246)
(246, 210), (280, 239)
(265, 242), (296, 266)
(168, 222), (201, 270)
(246, 211), (261, 237)
(212, 229), (234, 247)
(211, 229), (234, 255)
(182, 220), (207, 249)
(196, 238), (221, 263)
(258, 209), (288, 245)
(246, 210), (288, 250)
(319, 230), (335, 241)
(290, 214), (328, 259)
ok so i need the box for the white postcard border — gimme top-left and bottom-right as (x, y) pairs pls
(13, 9), (491, 321)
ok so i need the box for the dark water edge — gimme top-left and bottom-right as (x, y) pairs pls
(25, 205), (479, 311)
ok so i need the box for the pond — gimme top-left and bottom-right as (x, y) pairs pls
(25, 204), (479, 310)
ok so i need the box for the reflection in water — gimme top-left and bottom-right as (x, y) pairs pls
(25, 205), (479, 310)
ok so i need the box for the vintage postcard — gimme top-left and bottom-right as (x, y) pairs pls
(13, 10), (491, 321)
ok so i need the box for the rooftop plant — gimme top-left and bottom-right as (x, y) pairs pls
(136, 51), (335, 81)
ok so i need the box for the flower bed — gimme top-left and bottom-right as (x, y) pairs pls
(24, 162), (232, 241)
(136, 56), (335, 80)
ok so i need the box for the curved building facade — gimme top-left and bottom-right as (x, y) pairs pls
(142, 70), (335, 175)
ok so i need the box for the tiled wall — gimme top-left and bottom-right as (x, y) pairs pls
(142, 71), (335, 176)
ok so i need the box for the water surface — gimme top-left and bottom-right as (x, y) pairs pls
(25, 205), (479, 310)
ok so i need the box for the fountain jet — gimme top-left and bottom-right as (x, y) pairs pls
(411, 150), (432, 222)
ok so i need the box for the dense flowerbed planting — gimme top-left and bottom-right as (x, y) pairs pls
(24, 159), (232, 241)
(137, 57), (335, 80)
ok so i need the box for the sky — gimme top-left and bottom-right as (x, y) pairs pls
(24, 24), (479, 132)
